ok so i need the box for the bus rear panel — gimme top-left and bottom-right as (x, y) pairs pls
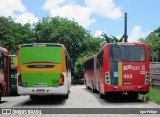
(103, 43), (150, 94)
(17, 43), (71, 97)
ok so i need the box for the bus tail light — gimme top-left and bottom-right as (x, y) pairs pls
(105, 72), (110, 84)
(145, 71), (150, 84)
(59, 73), (64, 86)
(18, 73), (22, 86)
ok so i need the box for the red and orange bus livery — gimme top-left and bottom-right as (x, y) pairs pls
(83, 43), (150, 99)
(0, 47), (11, 101)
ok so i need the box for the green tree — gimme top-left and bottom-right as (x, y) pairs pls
(101, 32), (124, 43)
(138, 37), (146, 43)
(145, 27), (160, 62)
(0, 16), (105, 77)
(0, 16), (33, 53)
(0, 16), (16, 52)
(74, 35), (105, 77)
(34, 17), (87, 73)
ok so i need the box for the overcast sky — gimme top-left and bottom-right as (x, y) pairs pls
(0, 0), (159, 42)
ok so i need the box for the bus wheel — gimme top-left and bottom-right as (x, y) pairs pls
(0, 87), (2, 102)
(128, 92), (138, 99)
(92, 81), (96, 93)
(99, 92), (105, 99)
(64, 93), (69, 99)
(30, 95), (39, 100)
(86, 84), (90, 89)
(99, 85), (104, 99)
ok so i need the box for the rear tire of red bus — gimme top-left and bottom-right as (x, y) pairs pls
(99, 84), (105, 99)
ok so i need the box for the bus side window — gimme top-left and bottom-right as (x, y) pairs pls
(97, 51), (103, 68)
(68, 60), (71, 72)
(65, 53), (71, 72)
(65, 53), (67, 71)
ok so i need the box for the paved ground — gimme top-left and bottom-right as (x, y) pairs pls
(0, 85), (159, 117)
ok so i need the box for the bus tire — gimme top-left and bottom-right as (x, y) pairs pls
(99, 92), (105, 99)
(99, 84), (105, 99)
(86, 84), (90, 89)
(0, 86), (2, 102)
(91, 81), (96, 93)
(30, 95), (39, 100)
(64, 92), (69, 99)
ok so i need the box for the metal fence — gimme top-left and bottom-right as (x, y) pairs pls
(150, 62), (160, 90)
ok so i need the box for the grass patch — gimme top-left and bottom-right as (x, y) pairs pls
(139, 88), (160, 104)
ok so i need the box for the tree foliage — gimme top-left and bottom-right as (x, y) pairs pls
(0, 16), (105, 77)
(2, 15), (160, 76)
(138, 27), (160, 62)
(101, 32), (124, 43)
(145, 27), (160, 62)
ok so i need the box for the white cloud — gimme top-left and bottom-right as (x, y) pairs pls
(42, 0), (95, 27)
(0, 0), (38, 25)
(116, 35), (122, 39)
(0, 0), (26, 17)
(128, 26), (149, 42)
(85, 0), (122, 19)
(42, 0), (122, 27)
(15, 12), (38, 25)
(42, 0), (65, 10)
(50, 4), (95, 27)
(94, 30), (103, 37)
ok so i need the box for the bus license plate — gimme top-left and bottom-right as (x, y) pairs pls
(36, 89), (45, 93)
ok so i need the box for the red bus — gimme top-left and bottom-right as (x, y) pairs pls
(83, 43), (150, 99)
(0, 47), (11, 101)
(83, 55), (95, 92)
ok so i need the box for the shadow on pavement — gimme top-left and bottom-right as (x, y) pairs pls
(0, 101), (7, 104)
(13, 95), (67, 107)
(83, 87), (148, 104)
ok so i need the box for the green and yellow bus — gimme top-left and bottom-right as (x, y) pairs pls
(17, 43), (71, 99)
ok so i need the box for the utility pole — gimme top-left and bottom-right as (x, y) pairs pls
(124, 12), (128, 42)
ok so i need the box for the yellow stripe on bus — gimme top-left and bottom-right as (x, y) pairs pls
(20, 64), (65, 73)
(117, 42), (122, 46)
(118, 62), (122, 85)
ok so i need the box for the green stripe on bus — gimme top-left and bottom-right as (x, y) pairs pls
(111, 62), (115, 85)
(21, 73), (61, 87)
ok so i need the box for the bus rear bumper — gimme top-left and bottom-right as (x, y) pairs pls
(104, 84), (150, 93)
(17, 85), (68, 95)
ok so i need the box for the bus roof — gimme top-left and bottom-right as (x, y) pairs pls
(19, 43), (64, 48)
(83, 55), (96, 64)
(104, 42), (147, 46)
(0, 47), (8, 53)
(97, 42), (148, 54)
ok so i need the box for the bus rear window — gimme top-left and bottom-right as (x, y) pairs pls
(20, 46), (62, 64)
(110, 45), (145, 62)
